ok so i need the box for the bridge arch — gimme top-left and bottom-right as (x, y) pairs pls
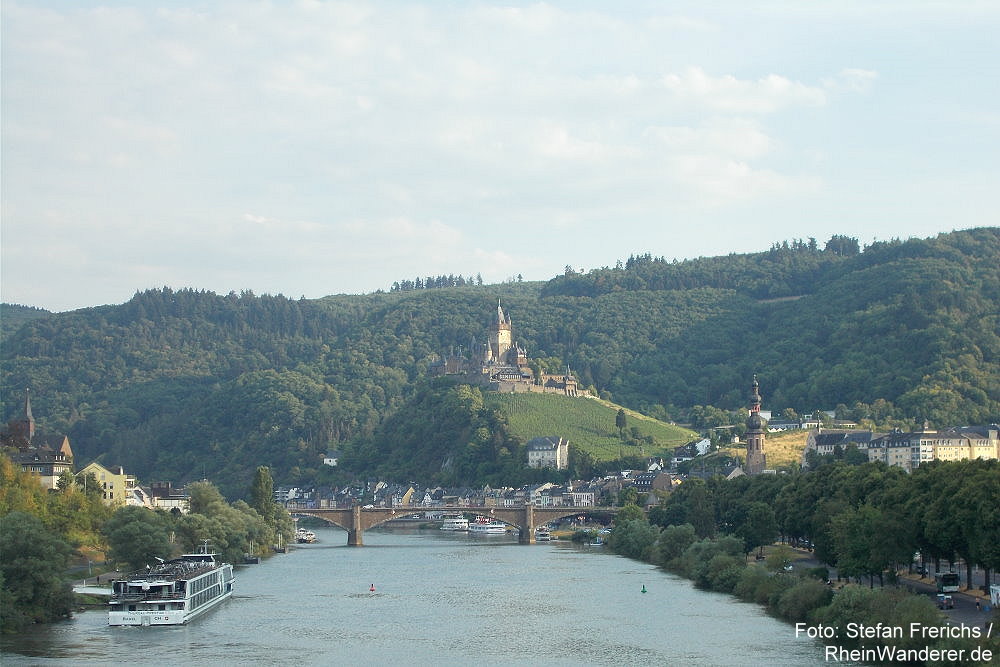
(291, 506), (620, 546)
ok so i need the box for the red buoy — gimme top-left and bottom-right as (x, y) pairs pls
(370, 584), (376, 592)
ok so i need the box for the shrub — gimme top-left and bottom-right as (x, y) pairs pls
(607, 518), (660, 561)
(698, 553), (745, 593)
(677, 535), (745, 582)
(733, 564), (771, 602)
(774, 579), (833, 623)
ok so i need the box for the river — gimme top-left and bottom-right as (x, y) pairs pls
(2, 525), (829, 665)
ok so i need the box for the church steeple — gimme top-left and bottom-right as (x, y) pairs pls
(745, 375), (766, 475)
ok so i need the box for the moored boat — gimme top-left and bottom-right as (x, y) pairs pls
(535, 529), (552, 541)
(296, 528), (318, 543)
(440, 513), (469, 531)
(108, 543), (234, 626)
(469, 516), (507, 534)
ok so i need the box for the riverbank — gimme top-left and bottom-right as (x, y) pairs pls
(607, 519), (1000, 666)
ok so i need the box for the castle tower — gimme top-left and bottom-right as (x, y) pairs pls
(489, 298), (513, 363)
(745, 375), (767, 475)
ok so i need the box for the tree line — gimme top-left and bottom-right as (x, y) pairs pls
(0, 228), (996, 495)
(646, 459), (1000, 589)
(390, 273), (486, 291)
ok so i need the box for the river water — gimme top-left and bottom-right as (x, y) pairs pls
(3, 525), (829, 666)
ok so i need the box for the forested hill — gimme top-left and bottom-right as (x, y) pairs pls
(1, 227), (997, 495)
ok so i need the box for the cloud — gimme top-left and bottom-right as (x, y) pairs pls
(662, 67), (827, 113)
(823, 68), (879, 93)
(6, 0), (971, 312)
(646, 119), (773, 161)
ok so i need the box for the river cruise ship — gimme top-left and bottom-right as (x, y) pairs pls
(108, 545), (235, 626)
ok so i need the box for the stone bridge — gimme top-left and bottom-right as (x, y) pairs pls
(293, 506), (620, 546)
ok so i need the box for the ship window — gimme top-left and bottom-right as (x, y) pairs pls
(158, 604), (165, 611)
(128, 605), (136, 611)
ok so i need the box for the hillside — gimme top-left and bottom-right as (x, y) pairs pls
(486, 392), (695, 462)
(1, 228), (997, 495)
(0, 303), (51, 339)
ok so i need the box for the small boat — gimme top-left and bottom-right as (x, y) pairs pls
(535, 529), (552, 541)
(108, 543), (234, 626)
(588, 536), (604, 546)
(295, 528), (317, 543)
(439, 513), (469, 531)
(469, 516), (507, 534)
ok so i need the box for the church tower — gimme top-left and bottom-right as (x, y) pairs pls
(745, 375), (766, 475)
(489, 299), (513, 364)
(3, 388), (36, 447)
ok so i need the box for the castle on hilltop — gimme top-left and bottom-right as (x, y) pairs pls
(430, 299), (581, 396)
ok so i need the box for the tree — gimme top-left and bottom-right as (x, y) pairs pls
(739, 502), (779, 557)
(615, 409), (627, 439)
(617, 486), (639, 507)
(103, 506), (173, 571)
(0, 511), (74, 632)
(685, 480), (716, 538)
(655, 523), (697, 565)
(56, 469), (75, 493)
(831, 504), (909, 587)
(615, 502), (644, 522)
(249, 466), (276, 525)
(75, 471), (102, 501)
(608, 517), (660, 560)
(825, 234), (860, 256)
(843, 444), (869, 465)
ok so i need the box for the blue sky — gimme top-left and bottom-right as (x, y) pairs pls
(2, 1), (997, 312)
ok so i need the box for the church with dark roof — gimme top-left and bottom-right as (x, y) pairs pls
(2, 389), (75, 489)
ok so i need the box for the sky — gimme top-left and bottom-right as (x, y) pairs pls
(2, 1), (998, 312)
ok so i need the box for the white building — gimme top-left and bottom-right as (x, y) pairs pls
(525, 436), (570, 469)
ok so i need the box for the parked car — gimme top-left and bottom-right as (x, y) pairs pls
(936, 594), (954, 610)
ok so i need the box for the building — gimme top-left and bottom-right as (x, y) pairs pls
(566, 482), (597, 507)
(149, 482), (190, 513)
(430, 299), (581, 396)
(744, 376), (767, 475)
(867, 425), (999, 472)
(525, 436), (570, 469)
(2, 389), (75, 489)
(78, 461), (141, 506)
(804, 429), (879, 463)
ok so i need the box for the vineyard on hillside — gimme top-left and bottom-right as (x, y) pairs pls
(485, 392), (695, 462)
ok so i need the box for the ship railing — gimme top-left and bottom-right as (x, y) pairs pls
(111, 591), (186, 602)
(121, 563), (214, 582)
